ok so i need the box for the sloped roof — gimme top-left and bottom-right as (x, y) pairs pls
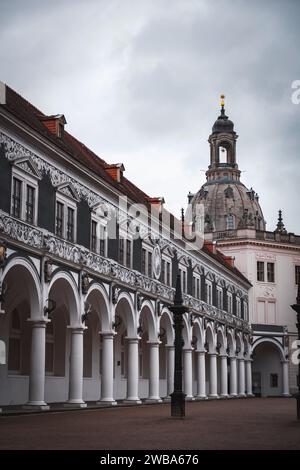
(0, 84), (251, 286)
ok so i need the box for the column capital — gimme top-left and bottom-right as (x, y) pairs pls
(125, 337), (139, 344)
(67, 326), (85, 333)
(165, 344), (175, 351)
(208, 352), (218, 357)
(196, 349), (206, 355)
(183, 348), (193, 353)
(100, 331), (116, 339)
(219, 354), (228, 359)
(147, 340), (161, 346)
(27, 318), (48, 328)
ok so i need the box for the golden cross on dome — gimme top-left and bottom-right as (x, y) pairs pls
(220, 94), (225, 108)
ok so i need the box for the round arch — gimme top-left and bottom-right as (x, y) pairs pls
(159, 308), (174, 346)
(205, 324), (215, 353)
(192, 319), (204, 350)
(115, 291), (136, 338)
(85, 283), (110, 331)
(2, 256), (42, 319)
(48, 271), (80, 327)
(217, 327), (226, 355)
(252, 337), (285, 361)
(139, 300), (156, 342)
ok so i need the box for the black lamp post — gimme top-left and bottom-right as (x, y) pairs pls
(291, 280), (300, 420)
(170, 274), (187, 418)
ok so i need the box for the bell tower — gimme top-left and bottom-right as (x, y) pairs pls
(207, 95), (240, 183)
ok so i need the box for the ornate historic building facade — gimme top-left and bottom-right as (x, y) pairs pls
(191, 97), (299, 397)
(0, 83), (252, 410)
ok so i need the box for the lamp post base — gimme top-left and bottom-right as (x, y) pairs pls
(171, 391), (186, 418)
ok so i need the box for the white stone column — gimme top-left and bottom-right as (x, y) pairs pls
(282, 360), (290, 396)
(64, 327), (86, 407)
(220, 355), (228, 398)
(230, 356), (238, 397)
(146, 341), (162, 403)
(245, 360), (254, 396)
(195, 350), (207, 399)
(183, 348), (194, 400)
(209, 353), (218, 398)
(25, 320), (49, 409)
(97, 332), (117, 405)
(238, 358), (246, 397)
(164, 345), (174, 400)
(124, 338), (141, 404)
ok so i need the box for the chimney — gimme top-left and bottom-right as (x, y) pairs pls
(40, 114), (67, 138)
(146, 197), (165, 212)
(104, 163), (125, 183)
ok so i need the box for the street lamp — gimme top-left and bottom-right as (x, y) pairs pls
(291, 281), (300, 420)
(170, 274), (188, 418)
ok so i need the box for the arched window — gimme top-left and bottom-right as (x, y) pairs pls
(219, 146), (227, 163)
(8, 309), (21, 373)
(45, 321), (54, 375)
(227, 214), (235, 230)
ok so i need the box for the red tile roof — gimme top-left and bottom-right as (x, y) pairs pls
(1, 84), (251, 286)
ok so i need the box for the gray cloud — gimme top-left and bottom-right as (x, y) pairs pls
(0, 0), (299, 232)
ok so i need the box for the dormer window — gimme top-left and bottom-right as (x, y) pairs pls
(40, 114), (67, 138)
(227, 213), (235, 230)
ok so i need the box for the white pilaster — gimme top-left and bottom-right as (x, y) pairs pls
(25, 320), (49, 410)
(64, 327), (87, 408)
(195, 350), (207, 399)
(97, 332), (117, 406)
(220, 355), (228, 398)
(238, 358), (246, 397)
(183, 348), (194, 400)
(245, 360), (254, 396)
(282, 360), (290, 396)
(230, 356), (238, 397)
(146, 341), (162, 403)
(124, 338), (141, 404)
(209, 353), (218, 398)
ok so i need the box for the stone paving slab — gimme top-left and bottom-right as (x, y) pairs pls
(0, 398), (299, 450)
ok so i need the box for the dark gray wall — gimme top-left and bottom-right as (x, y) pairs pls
(38, 173), (55, 231)
(0, 144), (11, 213)
(77, 199), (91, 248)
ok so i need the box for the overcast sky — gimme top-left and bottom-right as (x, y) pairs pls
(1, 0), (299, 233)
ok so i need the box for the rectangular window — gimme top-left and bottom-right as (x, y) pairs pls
(25, 185), (35, 224)
(227, 293), (233, 314)
(148, 252), (152, 278)
(99, 225), (106, 257)
(161, 259), (165, 283)
(192, 276), (196, 297)
(91, 220), (97, 253)
(12, 177), (22, 218)
(126, 239), (132, 268)
(217, 288), (223, 310)
(270, 373), (278, 388)
(257, 261), (265, 282)
(206, 282), (212, 305)
(166, 262), (171, 286)
(119, 238), (124, 265)
(55, 201), (64, 237)
(8, 337), (21, 372)
(295, 266), (300, 285)
(142, 248), (146, 275)
(67, 207), (74, 242)
(267, 262), (275, 283)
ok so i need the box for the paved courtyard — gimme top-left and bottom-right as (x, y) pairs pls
(0, 398), (300, 450)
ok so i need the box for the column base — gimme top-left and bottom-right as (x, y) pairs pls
(163, 396), (171, 402)
(282, 393), (292, 397)
(229, 394), (238, 398)
(246, 393), (255, 398)
(195, 395), (208, 401)
(185, 396), (195, 401)
(63, 402), (87, 408)
(208, 394), (219, 400)
(96, 400), (117, 406)
(220, 394), (229, 399)
(23, 401), (49, 411)
(145, 398), (163, 404)
(123, 399), (142, 405)
(238, 393), (246, 398)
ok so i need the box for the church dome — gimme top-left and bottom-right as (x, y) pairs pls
(192, 181), (266, 233)
(191, 95), (266, 233)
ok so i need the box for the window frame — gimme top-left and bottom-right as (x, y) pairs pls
(205, 280), (213, 305)
(11, 167), (39, 225)
(55, 193), (77, 243)
(267, 262), (275, 283)
(90, 215), (108, 257)
(217, 286), (223, 310)
(141, 243), (153, 277)
(257, 261), (265, 282)
(179, 265), (188, 294)
(119, 230), (133, 268)
(227, 292), (233, 314)
(161, 255), (172, 286)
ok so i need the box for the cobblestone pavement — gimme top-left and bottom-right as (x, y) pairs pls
(0, 398), (300, 450)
